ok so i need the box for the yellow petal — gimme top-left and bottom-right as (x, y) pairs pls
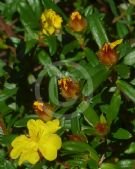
(27, 119), (46, 139)
(39, 143), (57, 161)
(10, 135), (29, 159)
(39, 133), (62, 161)
(47, 26), (55, 35)
(11, 135), (28, 147)
(110, 39), (123, 49)
(10, 135), (38, 159)
(52, 15), (62, 29)
(46, 134), (62, 150)
(10, 146), (22, 159)
(45, 119), (61, 134)
(42, 28), (48, 35)
(18, 150), (40, 165)
(40, 133), (62, 150)
(27, 119), (39, 139)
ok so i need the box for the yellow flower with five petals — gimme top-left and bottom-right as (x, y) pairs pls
(10, 119), (62, 165)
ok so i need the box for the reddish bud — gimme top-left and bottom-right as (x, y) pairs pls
(69, 11), (87, 32)
(58, 77), (80, 99)
(95, 122), (108, 136)
(33, 101), (53, 121)
(97, 39), (123, 66)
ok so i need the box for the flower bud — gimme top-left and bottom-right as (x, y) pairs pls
(33, 101), (53, 121)
(58, 77), (80, 99)
(68, 134), (87, 142)
(97, 39), (123, 66)
(69, 11), (87, 32)
(95, 122), (108, 136)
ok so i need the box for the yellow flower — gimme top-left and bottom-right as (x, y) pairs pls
(33, 101), (53, 121)
(69, 11), (87, 32)
(58, 77), (80, 99)
(10, 119), (62, 165)
(97, 39), (123, 66)
(41, 9), (63, 35)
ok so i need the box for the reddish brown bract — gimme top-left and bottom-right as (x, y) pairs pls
(58, 77), (80, 99)
(33, 101), (53, 121)
(98, 43), (118, 66)
(69, 11), (87, 32)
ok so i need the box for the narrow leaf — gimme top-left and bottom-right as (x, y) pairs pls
(83, 104), (99, 126)
(117, 80), (135, 103)
(124, 50), (135, 65)
(106, 91), (121, 124)
(87, 13), (108, 47)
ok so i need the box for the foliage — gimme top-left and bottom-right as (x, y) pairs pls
(0, 0), (135, 168)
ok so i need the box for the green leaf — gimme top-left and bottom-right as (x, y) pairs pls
(62, 141), (99, 162)
(117, 80), (135, 103)
(105, 0), (118, 16)
(14, 115), (37, 128)
(115, 64), (130, 79)
(116, 22), (128, 38)
(88, 159), (98, 169)
(113, 128), (132, 139)
(87, 13), (108, 47)
(85, 48), (99, 67)
(24, 27), (38, 52)
(0, 102), (11, 115)
(26, 0), (41, 20)
(60, 40), (80, 57)
(101, 163), (118, 169)
(125, 142), (135, 154)
(1, 134), (16, 146)
(49, 76), (59, 106)
(71, 113), (81, 134)
(2, 0), (20, 20)
(45, 36), (57, 56)
(0, 87), (17, 102)
(92, 66), (110, 92)
(37, 50), (52, 65)
(0, 149), (6, 160)
(0, 59), (6, 77)
(0, 160), (16, 169)
(18, 0), (40, 29)
(116, 160), (135, 169)
(80, 64), (109, 95)
(66, 159), (87, 168)
(83, 104), (99, 126)
(31, 162), (47, 169)
(118, 42), (132, 59)
(106, 91), (121, 124)
(124, 50), (135, 66)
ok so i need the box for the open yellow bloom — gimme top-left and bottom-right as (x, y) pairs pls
(97, 39), (123, 66)
(10, 119), (62, 165)
(41, 9), (63, 35)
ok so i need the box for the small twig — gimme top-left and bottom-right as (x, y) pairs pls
(99, 154), (106, 166)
